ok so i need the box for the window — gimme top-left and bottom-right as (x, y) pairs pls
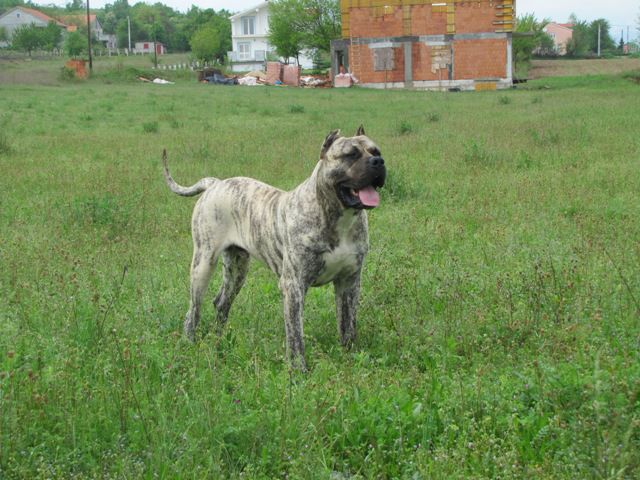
(373, 48), (394, 71)
(238, 42), (251, 61)
(241, 16), (255, 35)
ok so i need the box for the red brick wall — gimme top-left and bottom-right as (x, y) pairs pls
(454, 3), (498, 34)
(349, 7), (404, 38)
(453, 39), (507, 79)
(351, 44), (405, 84)
(410, 4), (447, 36)
(347, 3), (498, 39)
(412, 43), (446, 82)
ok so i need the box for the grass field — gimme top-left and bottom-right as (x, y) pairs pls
(1, 64), (639, 478)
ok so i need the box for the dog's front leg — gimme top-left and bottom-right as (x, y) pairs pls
(334, 271), (361, 348)
(279, 266), (309, 372)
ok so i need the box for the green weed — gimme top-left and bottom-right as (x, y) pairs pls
(397, 119), (413, 135)
(143, 121), (159, 133)
(288, 104), (305, 113)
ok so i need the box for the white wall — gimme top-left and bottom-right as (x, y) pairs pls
(0, 8), (48, 39)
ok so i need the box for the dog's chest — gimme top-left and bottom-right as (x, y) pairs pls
(313, 213), (363, 285)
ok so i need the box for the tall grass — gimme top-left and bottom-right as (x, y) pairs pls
(0, 71), (639, 478)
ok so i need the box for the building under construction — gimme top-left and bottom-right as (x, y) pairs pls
(331, 0), (515, 91)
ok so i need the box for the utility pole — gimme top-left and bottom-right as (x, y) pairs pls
(127, 15), (131, 52)
(153, 27), (158, 68)
(597, 23), (601, 57)
(86, 0), (92, 71)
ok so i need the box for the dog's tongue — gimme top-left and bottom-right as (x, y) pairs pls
(356, 186), (380, 207)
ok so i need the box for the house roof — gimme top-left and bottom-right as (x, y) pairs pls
(0, 6), (67, 27)
(229, 1), (269, 20)
(551, 22), (574, 30)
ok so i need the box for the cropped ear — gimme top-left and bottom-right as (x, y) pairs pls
(321, 129), (341, 158)
(355, 124), (366, 136)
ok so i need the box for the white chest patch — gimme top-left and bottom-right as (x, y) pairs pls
(313, 213), (361, 286)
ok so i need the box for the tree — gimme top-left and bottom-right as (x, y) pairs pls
(189, 24), (220, 63)
(0, 0), (24, 15)
(268, 0), (340, 56)
(268, 0), (304, 63)
(42, 21), (62, 52)
(0, 26), (7, 44)
(513, 14), (551, 76)
(65, 0), (84, 12)
(566, 19), (590, 57)
(588, 19), (615, 54)
(65, 30), (86, 57)
(566, 16), (615, 57)
(11, 23), (44, 56)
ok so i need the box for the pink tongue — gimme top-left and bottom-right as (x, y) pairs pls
(357, 186), (380, 207)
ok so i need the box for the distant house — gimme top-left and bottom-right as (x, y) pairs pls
(59, 14), (116, 50)
(544, 23), (573, 55)
(228, 1), (313, 72)
(134, 41), (166, 55)
(0, 6), (67, 47)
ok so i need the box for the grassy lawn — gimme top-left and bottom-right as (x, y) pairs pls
(0, 69), (639, 478)
(0, 52), (195, 85)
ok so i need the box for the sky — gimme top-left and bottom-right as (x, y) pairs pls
(33, 0), (640, 41)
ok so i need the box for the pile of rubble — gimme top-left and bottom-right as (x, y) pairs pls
(195, 62), (353, 88)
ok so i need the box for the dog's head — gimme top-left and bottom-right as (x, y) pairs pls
(317, 125), (386, 210)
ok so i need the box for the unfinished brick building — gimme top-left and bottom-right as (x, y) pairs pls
(331, 0), (515, 91)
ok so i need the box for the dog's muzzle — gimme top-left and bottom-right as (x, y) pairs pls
(338, 156), (386, 210)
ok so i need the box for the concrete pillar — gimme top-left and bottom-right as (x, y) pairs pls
(506, 34), (513, 83)
(404, 42), (413, 88)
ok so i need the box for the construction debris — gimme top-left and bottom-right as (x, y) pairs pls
(334, 73), (358, 88)
(300, 75), (331, 88)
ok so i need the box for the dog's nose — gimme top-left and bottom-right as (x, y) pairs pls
(368, 156), (385, 168)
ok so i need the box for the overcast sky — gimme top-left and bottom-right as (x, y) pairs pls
(34, 0), (640, 40)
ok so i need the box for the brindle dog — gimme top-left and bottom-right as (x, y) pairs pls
(163, 126), (386, 370)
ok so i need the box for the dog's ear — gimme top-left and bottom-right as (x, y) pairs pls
(321, 129), (341, 159)
(355, 124), (366, 136)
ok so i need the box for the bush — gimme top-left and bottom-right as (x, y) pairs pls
(65, 31), (86, 58)
(59, 66), (76, 81)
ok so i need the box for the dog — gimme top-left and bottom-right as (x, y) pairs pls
(163, 126), (386, 370)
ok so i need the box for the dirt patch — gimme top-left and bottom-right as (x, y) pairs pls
(529, 57), (640, 79)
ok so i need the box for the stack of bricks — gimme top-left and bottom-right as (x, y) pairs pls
(282, 64), (301, 86)
(266, 62), (283, 85)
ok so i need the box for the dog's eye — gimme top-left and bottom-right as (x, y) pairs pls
(345, 148), (359, 159)
(370, 148), (381, 157)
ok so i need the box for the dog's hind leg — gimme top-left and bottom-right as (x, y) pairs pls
(213, 246), (250, 332)
(184, 242), (219, 341)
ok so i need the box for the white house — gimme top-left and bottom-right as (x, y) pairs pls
(228, 1), (313, 72)
(0, 6), (67, 48)
(134, 41), (166, 55)
(60, 14), (116, 50)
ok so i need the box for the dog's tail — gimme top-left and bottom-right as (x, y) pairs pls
(162, 149), (217, 197)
